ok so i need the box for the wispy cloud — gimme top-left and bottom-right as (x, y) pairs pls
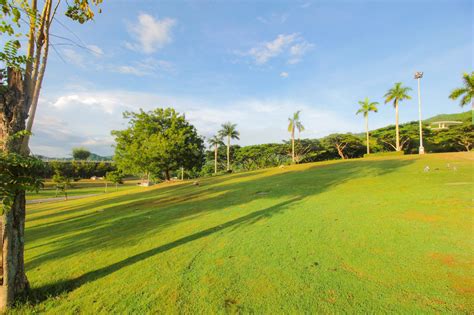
(62, 49), (85, 67)
(243, 33), (314, 65)
(86, 45), (104, 57)
(280, 71), (289, 78)
(125, 13), (176, 54)
(113, 58), (175, 76)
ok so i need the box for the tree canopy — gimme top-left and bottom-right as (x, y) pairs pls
(72, 147), (91, 160)
(112, 108), (204, 181)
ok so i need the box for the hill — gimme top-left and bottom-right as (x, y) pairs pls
(424, 110), (472, 123)
(20, 152), (473, 313)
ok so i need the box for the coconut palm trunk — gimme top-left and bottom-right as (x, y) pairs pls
(214, 144), (218, 174)
(291, 127), (295, 162)
(227, 135), (230, 171)
(395, 100), (400, 151)
(365, 115), (370, 154)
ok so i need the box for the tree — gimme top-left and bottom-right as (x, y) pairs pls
(449, 72), (474, 107)
(112, 108), (204, 181)
(356, 97), (378, 155)
(384, 82), (412, 151)
(52, 172), (72, 200)
(208, 135), (224, 174)
(288, 110), (304, 163)
(218, 122), (240, 171)
(0, 0), (102, 307)
(322, 133), (365, 159)
(72, 147), (91, 160)
(105, 170), (124, 191)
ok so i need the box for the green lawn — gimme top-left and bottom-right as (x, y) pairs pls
(26, 179), (141, 200)
(16, 153), (473, 313)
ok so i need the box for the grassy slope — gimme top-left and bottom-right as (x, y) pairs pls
(16, 153), (473, 313)
(26, 180), (140, 200)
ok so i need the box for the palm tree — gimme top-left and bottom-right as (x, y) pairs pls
(356, 97), (378, 155)
(449, 72), (474, 108)
(384, 82), (412, 151)
(208, 135), (224, 174)
(288, 110), (304, 162)
(218, 122), (240, 171)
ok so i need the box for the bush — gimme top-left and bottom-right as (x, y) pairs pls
(363, 151), (405, 158)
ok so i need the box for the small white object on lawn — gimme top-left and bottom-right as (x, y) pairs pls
(424, 166), (430, 172)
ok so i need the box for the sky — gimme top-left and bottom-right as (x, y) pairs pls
(25, 0), (473, 157)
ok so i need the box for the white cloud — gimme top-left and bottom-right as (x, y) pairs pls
(113, 58), (175, 76)
(52, 94), (123, 114)
(280, 71), (289, 78)
(244, 33), (314, 65)
(62, 49), (84, 66)
(87, 45), (104, 56)
(247, 33), (298, 64)
(31, 89), (358, 157)
(288, 41), (314, 64)
(125, 14), (176, 54)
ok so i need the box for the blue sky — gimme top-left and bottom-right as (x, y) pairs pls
(28, 0), (472, 156)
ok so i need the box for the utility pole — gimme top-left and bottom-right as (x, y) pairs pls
(414, 71), (425, 154)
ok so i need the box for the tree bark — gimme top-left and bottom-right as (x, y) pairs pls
(0, 69), (30, 310)
(291, 128), (295, 162)
(165, 169), (171, 181)
(395, 100), (400, 151)
(365, 115), (370, 154)
(226, 136), (230, 171)
(214, 145), (217, 174)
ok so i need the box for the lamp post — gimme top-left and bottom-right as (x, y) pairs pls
(414, 71), (424, 154)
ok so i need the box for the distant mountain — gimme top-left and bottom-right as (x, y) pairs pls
(424, 110), (472, 124)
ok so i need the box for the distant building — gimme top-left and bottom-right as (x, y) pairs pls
(429, 121), (463, 130)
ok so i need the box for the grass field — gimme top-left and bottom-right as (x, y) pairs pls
(16, 153), (473, 313)
(26, 179), (140, 200)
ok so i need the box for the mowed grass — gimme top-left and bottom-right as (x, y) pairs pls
(15, 153), (473, 313)
(26, 179), (140, 200)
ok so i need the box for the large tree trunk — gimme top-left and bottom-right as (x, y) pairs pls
(0, 69), (30, 310)
(365, 115), (370, 154)
(395, 101), (400, 151)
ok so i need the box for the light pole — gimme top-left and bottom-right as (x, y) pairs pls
(414, 71), (424, 154)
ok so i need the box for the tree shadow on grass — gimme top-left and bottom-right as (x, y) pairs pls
(22, 196), (302, 305)
(21, 158), (415, 306)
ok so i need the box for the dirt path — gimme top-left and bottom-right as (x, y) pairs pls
(26, 194), (101, 204)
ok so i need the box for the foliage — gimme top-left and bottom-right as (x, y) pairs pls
(449, 72), (474, 107)
(288, 110), (305, 135)
(72, 147), (91, 160)
(0, 152), (44, 213)
(363, 151), (404, 158)
(105, 170), (124, 185)
(356, 97), (378, 117)
(52, 172), (73, 198)
(384, 82), (412, 107)
(112, 108), (205, 180)
(321, 133), (365, 159)
(430, 124), (474, 152)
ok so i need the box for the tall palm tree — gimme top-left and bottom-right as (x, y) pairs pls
(356, 97), (378, 155)
(208, 135), (224, 174)
(288, 110), (304, 162)
(218, 122), (240, 171)
(384, 82), (412, 151)
(449, 72), (474, 108)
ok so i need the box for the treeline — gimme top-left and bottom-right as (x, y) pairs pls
(200, 115), (473, 175)
(39, 160), (116, 179)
